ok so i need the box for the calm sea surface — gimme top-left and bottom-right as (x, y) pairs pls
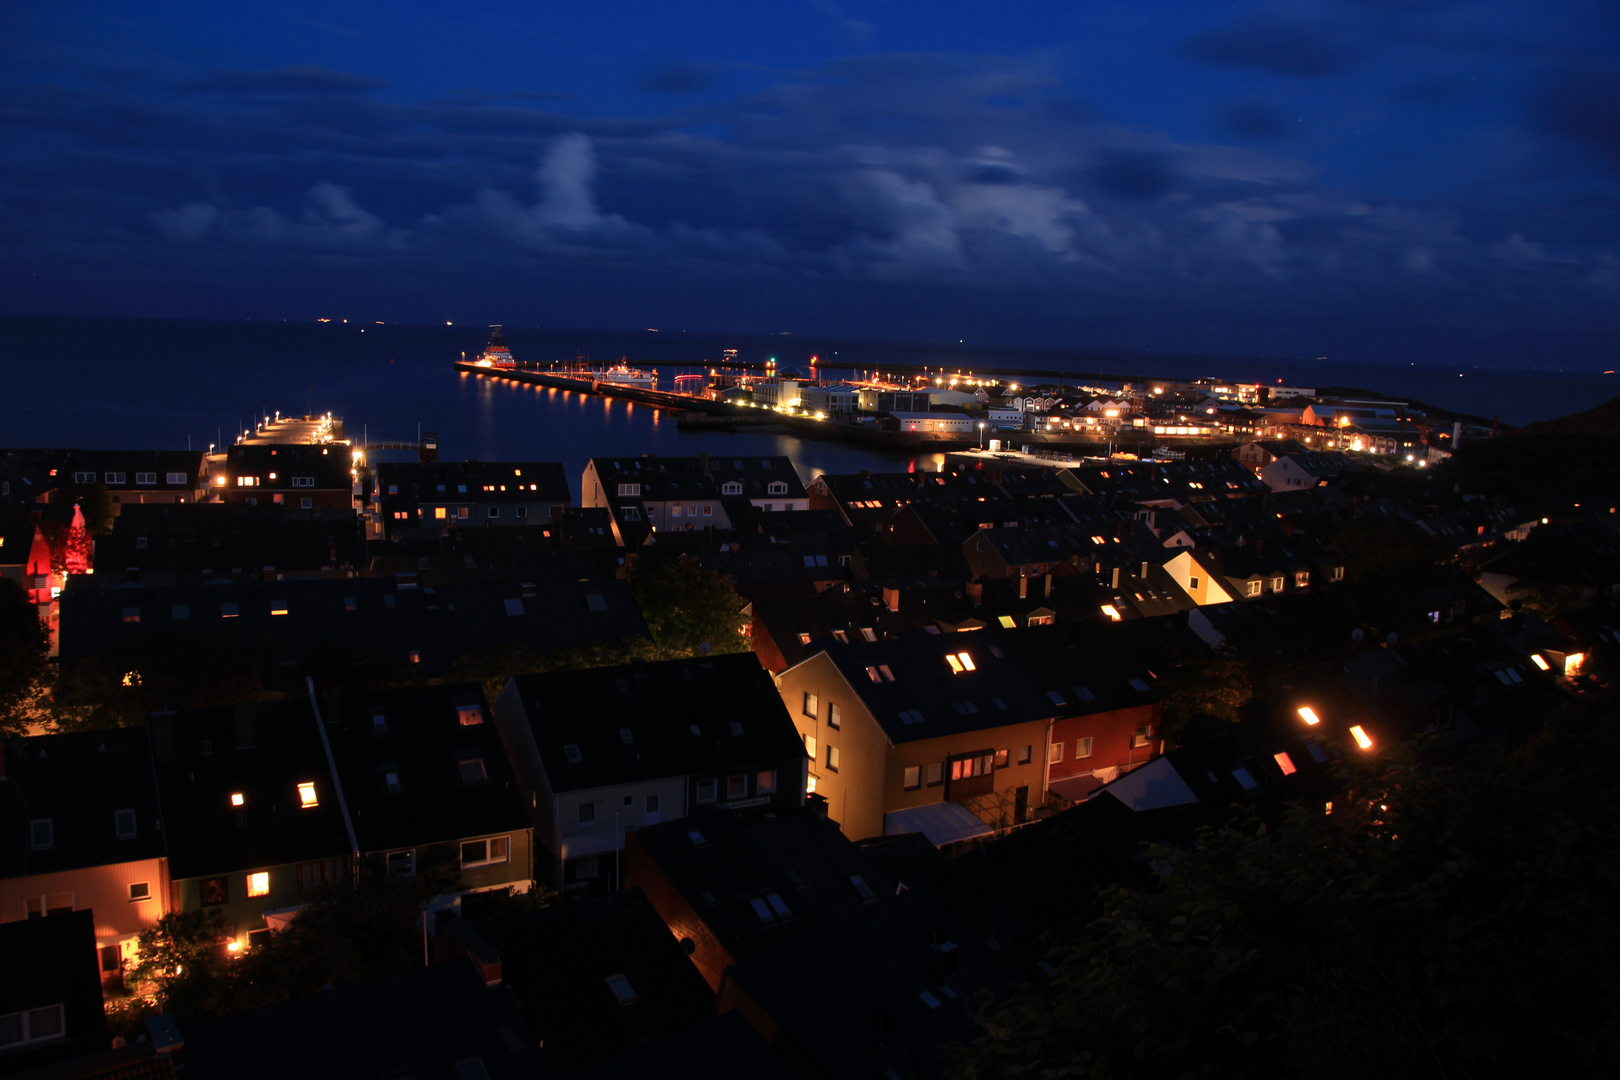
(3, 317), (1614, 499)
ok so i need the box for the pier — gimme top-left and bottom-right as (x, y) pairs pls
(453, 361), (953, 451)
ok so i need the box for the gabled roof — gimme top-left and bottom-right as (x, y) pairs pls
(807, 630), (1058, 744)
(319, 685), (529, 855)
(178, 959), (541, 1080)
(466, 888), (715, 1074)
(150, 699), (354, 879)
(630, 809), (896, 963)
(222, 444), (351, 489)
(507, 653), (807, 792)
(1, 726), (168, 878)
(374, 460), (571, 507)
(722, 889), (993, 1080)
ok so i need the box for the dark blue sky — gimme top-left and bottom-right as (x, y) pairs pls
(3, 1), (1617, 367)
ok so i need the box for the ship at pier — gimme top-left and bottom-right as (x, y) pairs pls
(473, 325), (515, 368)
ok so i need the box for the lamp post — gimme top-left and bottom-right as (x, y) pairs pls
(978, 422), (985, 450)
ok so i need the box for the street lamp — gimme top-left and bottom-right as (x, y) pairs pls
(978, 422), (985, 450)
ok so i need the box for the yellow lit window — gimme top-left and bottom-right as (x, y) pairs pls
(230, 792), (245, 807)
(957, 651), (975, 671)
(246, 872), (269, 897)
(1297, 706), (1321, 726)
(1348, 725), (1374, 750)
(297, 782), (318, 808)
(1529, 654), (1550, 671)
(434, 507), (447, 519)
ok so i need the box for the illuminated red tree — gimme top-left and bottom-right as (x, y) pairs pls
(63, 503), (92, 575)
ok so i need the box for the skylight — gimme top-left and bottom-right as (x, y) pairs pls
(1273, 752), (1298, 775)
(563, 744), (582, 763)
(230, 792), (245, 807)
(604, 974), (638, 1005)
(297, 782), (318, 808)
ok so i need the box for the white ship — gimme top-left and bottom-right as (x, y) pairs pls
(473, 325), (515, 368)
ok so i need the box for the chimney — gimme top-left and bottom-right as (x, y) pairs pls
(966, 581), (983, 607)
(882, 586), (900, 613)
(1018, 576), (1028, 600)
(234, 704), (257, 751)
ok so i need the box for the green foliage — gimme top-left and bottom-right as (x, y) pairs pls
(629, 551), (751, 657)
(55, 629), (269, 730)
(448, 636), (660, 702)
(127, 909), (230, 1018)
(0, 577), (49, 735)
(952, 705), (1620, 1080)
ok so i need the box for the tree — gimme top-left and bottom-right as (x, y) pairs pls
(126, 910), (229, 1019)
(628, 551), (751, 657)
(55, 629), (268, 730)
(0, 577), (49, 736)
(951, 705), (1620, 1080)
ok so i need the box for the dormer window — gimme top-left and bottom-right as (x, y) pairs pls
(768, 481), (788, 495)
(456, 704), (483, 727)
(721, 481), (743, 495)
(617, 483), (641, 497)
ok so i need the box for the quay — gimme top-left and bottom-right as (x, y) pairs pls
(453, 361), (951, 452)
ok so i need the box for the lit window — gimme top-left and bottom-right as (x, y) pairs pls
(230, 792), (245, 807)
(827, 746), (840, 773)
(457, 704), (483, 726)
(756, 770), (777, 793)
(246, 872), (270, 897)
(1297, 706), (1321, 726)
(297, 782), (318, 808)
(1349, 725), (1374, 750)
(802, 692), (818, 718)
(1274, 752), (1298, 775)
(903, 766), (921, 790)
(828, 703), (840, 729)
(1530, 654), (1550, 671)
(1049, 742), (1064, 763)
(803, 734), (817, 759)
(1075, 737), (1094, 759)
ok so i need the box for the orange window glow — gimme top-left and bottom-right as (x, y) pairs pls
(1297, 706), (1321, 726)
(230, 792), (244, 807)
(1349, 725), (1374, 750)
(297, 782), (318, 808)
(246, 872), (269, 897)
(1273, 752), (1297, 775)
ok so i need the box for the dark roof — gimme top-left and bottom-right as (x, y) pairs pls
(851, 831), (946, 886)
(177, 960), (542, 1080)
(571, 1012), (792, 1080)
(150, 700), (353, 879)
(721, 889), (993, 1080)
(319, 685), (530, 855)
(466, 888), (715, 1074)
(374, 460), (570, 506)
(1, 727), (168, 878)
(810, 630), (1058, 744)
(0, 911), (109, 1072)
(59, 575), (647, 678)
(628, 809), (897, 963)
(221, 444), (351, 489)
(507, 654), (807, 793)
(92, 504), (364, 582)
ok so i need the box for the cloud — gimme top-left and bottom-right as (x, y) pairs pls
(183, 64), (389, 98)
(635, 63), (717, 95)
(1087, 151), (1178, 201)
(1183, 18), (1360, 77)
(1217, 101), (1298, 139)
(148, 184), (405, 252)
(149, 202), (219, 244)
(1536, 62), (1620, 173)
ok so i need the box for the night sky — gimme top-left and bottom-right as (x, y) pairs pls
(4, 1), (1618, 367)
